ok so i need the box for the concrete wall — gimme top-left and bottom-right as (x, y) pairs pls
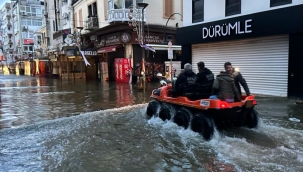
(183, 0), (303, 26)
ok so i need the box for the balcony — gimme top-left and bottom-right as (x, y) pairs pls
(6, 13), (11, 18)
(84, 17), (99, 31)
(5, 3), (10, 9)
(108, 9), (146, 23)
(7, 22), (12, 27)
(8, 40), (13, 45)
(7, 30), (13, 36)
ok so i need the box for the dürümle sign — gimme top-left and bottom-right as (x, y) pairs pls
(202, 19), (252, 39)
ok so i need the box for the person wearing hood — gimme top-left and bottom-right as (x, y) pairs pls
(172, 63), (197, 96)
(210, 71), (241, 102)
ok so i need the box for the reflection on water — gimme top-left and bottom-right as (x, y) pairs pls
(0, 75), (157, 129)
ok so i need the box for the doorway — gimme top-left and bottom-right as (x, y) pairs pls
(288, 33), (303, 98)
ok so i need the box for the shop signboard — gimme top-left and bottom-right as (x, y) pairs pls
(23, 38), (34, 45)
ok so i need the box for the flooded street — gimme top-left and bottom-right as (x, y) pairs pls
(1, 75), (303, 172)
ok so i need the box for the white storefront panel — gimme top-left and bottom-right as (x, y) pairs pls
(192, 35), (289, 97)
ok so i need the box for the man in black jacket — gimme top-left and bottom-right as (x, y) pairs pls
(172, 63), (197, 97)
(224, 62), (251, 96)
(196, 61), (214, 86)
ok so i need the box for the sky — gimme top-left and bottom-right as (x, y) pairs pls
(0, 0), (11, 9)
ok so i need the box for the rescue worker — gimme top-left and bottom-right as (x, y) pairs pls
(224, 62), (251, 96)
(210, 71), (241, 102)
(172, 63), (197, 97)
(196, 61), (214, 85)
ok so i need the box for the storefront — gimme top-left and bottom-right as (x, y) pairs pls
(177, 5), (303, 97)
(85, 23), (178, 83)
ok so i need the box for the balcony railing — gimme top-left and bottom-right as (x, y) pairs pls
(7, 22), (12, 27)
(84, 17), (99, 30)
(107, 9), (146, 23)
(6, 13), (11, 18)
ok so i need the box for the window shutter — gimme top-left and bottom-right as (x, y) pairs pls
(104, 0), (108, 20)
(74, 12), (77, 27)
(163, 0), (173, 18)
(79, 9), (83, 27)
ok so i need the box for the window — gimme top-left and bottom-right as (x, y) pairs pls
(225, 0), (241, 16)
(53, 20), (56, 31)
(163, 0), (174, 19)
(270, 0), (291, 7)
(192, 0), (204, 23)
(79, 9), (83, 27)
(113, 0), (122, 9)
(125, 0), (132, 8)
(74, 12), (77, 27)
(88, 2), (98, 17)
(104, 0), (108, 19)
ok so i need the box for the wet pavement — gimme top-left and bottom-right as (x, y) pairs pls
(0, 74), (303, 172)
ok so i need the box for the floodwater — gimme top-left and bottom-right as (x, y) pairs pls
(0, 75), (303, 172)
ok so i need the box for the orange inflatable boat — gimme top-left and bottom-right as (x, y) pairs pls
(146, 85), (259, 140)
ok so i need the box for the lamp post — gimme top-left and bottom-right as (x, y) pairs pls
(129, 2), (148, 90)
(163, 13), (183, 43)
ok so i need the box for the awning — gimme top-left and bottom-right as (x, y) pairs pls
(146, 44), (182, 51)
(97, 45), (120, 53)
(140, 44), (156, 53)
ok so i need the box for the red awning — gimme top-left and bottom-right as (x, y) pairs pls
(97, 45), (120, 53)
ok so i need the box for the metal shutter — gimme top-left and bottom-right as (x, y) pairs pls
(192, 35), (289, 97)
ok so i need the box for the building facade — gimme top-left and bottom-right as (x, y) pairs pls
(0, 2), (14, 68)
(68, 0), (184, 82)
(177, 0), (303, 97)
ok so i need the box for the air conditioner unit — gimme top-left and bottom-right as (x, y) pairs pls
(44, 11), (48, 17)
(21, 11), (27, 16)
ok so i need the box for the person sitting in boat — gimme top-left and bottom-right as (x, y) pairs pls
(171, 63), (197, 97)
(156, 73), (171, 86)
(195, 61), (214, 98)
(196, 61), (214, 85)
(209, 71), (241, 102)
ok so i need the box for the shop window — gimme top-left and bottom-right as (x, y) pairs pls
(192, 0), (204, 23)
(163, 0), (174, 19)
(225, 0), (241, 16)
(270, 0), (292, 7)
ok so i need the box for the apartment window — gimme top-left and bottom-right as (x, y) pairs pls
(225, 0), (241, 16)
(270, 0), (292, 7)
(88, 2), (98, 17)
(192, 0), (204, 23)
(113, 0), (122, 9)
(104, 0), (108, 19)
(125, 0), (132, 8)
(79, 9), (83, 27)
(163, 0), (173, 18)
(53, 20), (56, 31)
(74, 12), (77, 27)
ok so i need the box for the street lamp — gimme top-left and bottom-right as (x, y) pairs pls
(129, 2), (148, 90)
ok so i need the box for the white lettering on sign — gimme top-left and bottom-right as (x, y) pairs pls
(200, 100), (210, 107)
(83, 51), (97, 56)
(202, 19), (252, 39)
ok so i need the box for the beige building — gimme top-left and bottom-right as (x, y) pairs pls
(47, 0), (183, 81)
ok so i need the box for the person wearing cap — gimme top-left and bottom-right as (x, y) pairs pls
(156, 73), (171, 86)
(172, 63), (197, 97)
